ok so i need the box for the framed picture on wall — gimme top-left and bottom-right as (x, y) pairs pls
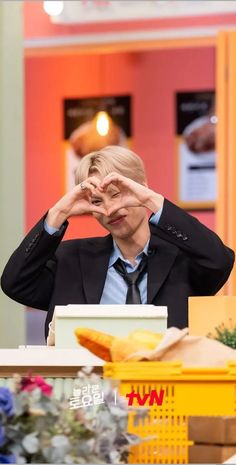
(175, 91), (216, 210)
(63, 95), (132, 192)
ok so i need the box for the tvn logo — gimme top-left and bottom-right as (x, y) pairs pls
(69, 384), (165, 409)
(125, 389), (165, 406)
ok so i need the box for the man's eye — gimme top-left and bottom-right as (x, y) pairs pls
(112, 192), (120, 198)
(91, 200), (102, 206)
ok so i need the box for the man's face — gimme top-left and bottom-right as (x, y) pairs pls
(91, 183), (148, 240)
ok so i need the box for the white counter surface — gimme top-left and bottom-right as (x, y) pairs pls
(0, 346), (104, 367)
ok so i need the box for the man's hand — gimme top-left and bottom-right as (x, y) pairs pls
(46, 176), (107, 229)
(46, 173), (164, 229)
(100, 172), (164, 216)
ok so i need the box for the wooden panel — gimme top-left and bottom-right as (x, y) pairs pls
(189, 296), (236, 336)
(227, 31), (236, 294)
(216, 32), (228, 243)
(0, 366), (102, 377)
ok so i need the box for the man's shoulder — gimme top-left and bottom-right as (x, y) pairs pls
(58, 234), (112, 253)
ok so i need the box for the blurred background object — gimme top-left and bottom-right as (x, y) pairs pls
(176, 91), (216, 209)
(69, 112), (127, 157)
(64, 95), (131, 190)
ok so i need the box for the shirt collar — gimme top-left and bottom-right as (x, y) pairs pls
(108, 239), (150, 269)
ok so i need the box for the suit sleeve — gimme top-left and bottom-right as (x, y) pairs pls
(0, 214), (68, 310)
(152, 198), (235, 294)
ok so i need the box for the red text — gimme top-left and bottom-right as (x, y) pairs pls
(126, 389), (165, 406)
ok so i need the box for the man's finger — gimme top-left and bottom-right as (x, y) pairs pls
(90, 206), (107, 215)
(87, 176), (102, 188)
(100, 174), (123, 189)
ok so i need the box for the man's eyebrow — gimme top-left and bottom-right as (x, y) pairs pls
(91, 195), (102, 199)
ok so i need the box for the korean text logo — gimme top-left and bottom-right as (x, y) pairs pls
(69, 383), (165, 409)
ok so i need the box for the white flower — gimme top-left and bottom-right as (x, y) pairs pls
(22, 433), (39, 454)
(51, 435), (70, 448)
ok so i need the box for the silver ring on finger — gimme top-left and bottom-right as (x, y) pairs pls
(80, 182), (87, 191)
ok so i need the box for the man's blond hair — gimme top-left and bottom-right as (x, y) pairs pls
(75, 145), (147, 185)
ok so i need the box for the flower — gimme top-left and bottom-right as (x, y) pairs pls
(0, 425), (5, 448)
(0, 370), (143, 464)
(21, 375), (52, 396)
(0, 454), (16, 463)
(0, 388), (14, 417)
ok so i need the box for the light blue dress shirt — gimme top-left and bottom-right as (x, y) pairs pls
(44, 208), (163, 304)
(100, 239), (149, 304)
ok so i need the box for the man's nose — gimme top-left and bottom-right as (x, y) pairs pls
(103, 196), (117, 209)
(104, 197), (120, 216)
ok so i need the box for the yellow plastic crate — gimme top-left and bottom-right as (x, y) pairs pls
(104, 361), (236, 464)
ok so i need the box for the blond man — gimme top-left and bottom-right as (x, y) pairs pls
(1, 146), (234, 339)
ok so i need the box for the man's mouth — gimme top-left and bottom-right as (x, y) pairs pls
(108, 215), (126, 225)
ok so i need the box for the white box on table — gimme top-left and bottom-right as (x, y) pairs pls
(55, 304), (168, 349)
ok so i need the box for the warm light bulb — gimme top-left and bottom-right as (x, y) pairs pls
(96, 111), (109, 136)
(43, 1), (64, 16)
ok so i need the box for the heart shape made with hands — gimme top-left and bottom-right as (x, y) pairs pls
(91, 172), (151, 216)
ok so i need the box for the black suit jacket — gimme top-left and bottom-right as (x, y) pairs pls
(1, 199), (234, 339)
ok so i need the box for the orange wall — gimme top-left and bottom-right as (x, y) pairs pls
(25, 46), (215, 239)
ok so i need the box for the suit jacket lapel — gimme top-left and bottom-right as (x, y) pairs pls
(79, 226), (179, 305)
(79, 234), (113, 304)
(147, 225), (179, 303)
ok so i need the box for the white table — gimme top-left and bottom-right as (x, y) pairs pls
(0, 346), (104, 377)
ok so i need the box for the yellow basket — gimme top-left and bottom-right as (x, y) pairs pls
(104, 361), (236, 464)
